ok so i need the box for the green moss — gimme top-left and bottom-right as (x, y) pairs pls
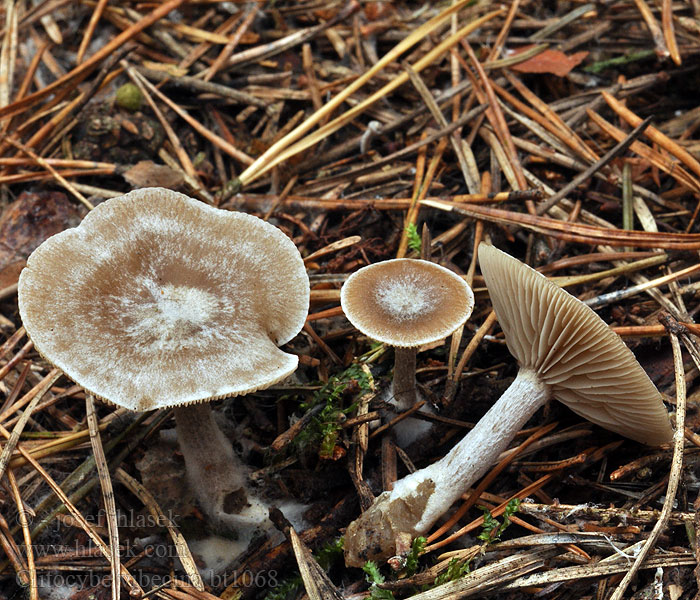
(362, 561), (395, 600)
(404, 536), (426, 576)
(434, 557), (471, 585)
(405, 223), (422, 254)
(296, 363), (372, 459)
(115, 83), (143, 111)
(477, 498), (521, 542)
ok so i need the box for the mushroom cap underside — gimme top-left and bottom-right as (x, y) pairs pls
(18, 188), (310, 412)
(478, 243), (673, 446)
(340, 258), (475, 347)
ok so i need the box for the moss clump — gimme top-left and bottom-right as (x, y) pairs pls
(115, 83), (143, 111)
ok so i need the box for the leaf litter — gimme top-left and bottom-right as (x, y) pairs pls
(1, 1), (700, 599)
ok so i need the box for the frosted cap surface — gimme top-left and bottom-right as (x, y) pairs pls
(340, 259), (474, 347)
(478, 243), (672, 446)
(18, 188), (310, 411)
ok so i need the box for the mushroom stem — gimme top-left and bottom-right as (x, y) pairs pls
(344, 368), (550, 566)
(174, 404), (268, 531)
(392, 347), (418, 410)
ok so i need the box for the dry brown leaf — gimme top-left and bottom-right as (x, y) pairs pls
(510, 47), (588, 77)
(122, 160), (186, 189)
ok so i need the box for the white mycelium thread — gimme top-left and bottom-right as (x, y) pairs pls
(375, 275), (432, 321)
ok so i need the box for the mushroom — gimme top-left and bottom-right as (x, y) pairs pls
(340, 259), (474, 444)
(18, 187), (310, 530)
(344, 243), (673, 567)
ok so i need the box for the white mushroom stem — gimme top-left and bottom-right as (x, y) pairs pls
(174, 404), (269, 532)
(397, 369), (549, 528)
(392, 347), (418, 410)
(344, 368), (550, 566)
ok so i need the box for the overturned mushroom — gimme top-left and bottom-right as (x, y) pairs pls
(344, 244), (672, 567)
(341, 259), (474, 444)
(18, 187), (310, 530)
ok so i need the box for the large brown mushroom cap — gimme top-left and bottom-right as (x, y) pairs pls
(18, 188), (310, 412)
(340, 258), (474, 347)
(478, 243), (672, 445)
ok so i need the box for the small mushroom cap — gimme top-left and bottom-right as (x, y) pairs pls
(478, 243), (672, 446)
(340, 258), (474, 347)
(18, 188), (310, 412)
